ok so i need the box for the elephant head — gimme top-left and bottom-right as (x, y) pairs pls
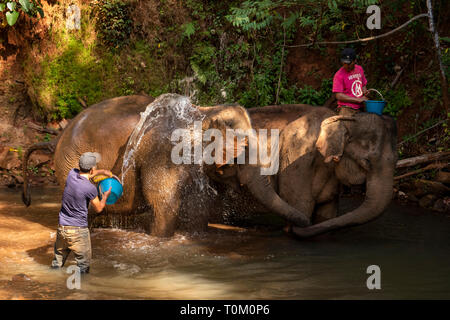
(198, 105), (310, 227)
(293, 112), (397, 237)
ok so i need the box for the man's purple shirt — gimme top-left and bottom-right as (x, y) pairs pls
(59, 169), (98, 227)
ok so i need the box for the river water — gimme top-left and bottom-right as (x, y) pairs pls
(0, 187), (449, 299)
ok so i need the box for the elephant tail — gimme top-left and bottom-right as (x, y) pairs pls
(22, 139), (59, 207)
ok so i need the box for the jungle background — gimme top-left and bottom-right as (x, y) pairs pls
(0, 0), (449, 211)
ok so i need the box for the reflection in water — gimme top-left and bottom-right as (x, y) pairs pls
(0, 187), (449, 299)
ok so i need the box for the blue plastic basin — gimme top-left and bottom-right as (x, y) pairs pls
(365, 100), (386, 115)
(98, 177), (123, 205)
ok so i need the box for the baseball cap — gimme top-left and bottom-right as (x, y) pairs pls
(341, 48), (356, 64)
(79, 152), (101, 171)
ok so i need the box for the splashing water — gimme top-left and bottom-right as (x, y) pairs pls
(121, 93), (205, 185)
(120, 93), (216, 205)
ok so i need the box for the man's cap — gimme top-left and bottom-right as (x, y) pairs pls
(341, 48), (356, 64)
(79, 152), (101, 171)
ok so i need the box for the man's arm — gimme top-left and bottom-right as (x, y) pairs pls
(335, 92), (368, 104)
(90, 187), (112, 213)
(90, 169), (113, 179)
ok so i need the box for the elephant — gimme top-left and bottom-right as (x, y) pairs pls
(246, 104), (398, 238)
(22, 93), (310, 237)
(22, 94), (397, 239)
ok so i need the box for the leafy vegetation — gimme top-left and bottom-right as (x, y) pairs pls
(19, 0), (449, 143)
(0, 0), (43, 26)
(93, 0), (132, 50)
(383, 85), (413, 118)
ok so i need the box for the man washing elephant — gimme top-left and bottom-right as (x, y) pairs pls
(22, 93), (397, 240)
(333, 48), (369, 116)
(51, 152), (113, 273)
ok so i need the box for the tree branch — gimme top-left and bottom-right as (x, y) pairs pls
(398, 119), (448, 146)
(394, 162), (448, 181)
(396, 151), (450, 168)
(286, 13), (429, 48)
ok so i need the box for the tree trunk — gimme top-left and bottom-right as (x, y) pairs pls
(426, 0), (449, 113)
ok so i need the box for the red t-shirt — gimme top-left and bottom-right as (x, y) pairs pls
(332, 64), (367, 109)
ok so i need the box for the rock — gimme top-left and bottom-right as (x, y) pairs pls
(432, 198), (450, 213)
(405, 192), (419, 202)
(413, 179), (450, 197)
(66, 4), (81, 30)
(59, 119), (69, 130)
(0, 149), (21, 170)
(399, 181), (414, 192)
(419, 194), (437, 209)
(0, 147), (9, 167)
(11, 274), (31, 282)
(436, 171), (450, 185)
(12, 174), (24, 184)
(29, 153), (51, 166)
(47, 121), (60, 131)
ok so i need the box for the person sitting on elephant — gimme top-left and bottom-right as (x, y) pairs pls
(332, 48), (369, 116)
(51, 152), (113, 274)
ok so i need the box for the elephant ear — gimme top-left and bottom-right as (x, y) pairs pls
(315, 116), (355, 163)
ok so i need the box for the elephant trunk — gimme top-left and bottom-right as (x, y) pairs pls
(238, 166), (310, 227)
(22, 140), (59, 207)
(292, 163), (394, 238)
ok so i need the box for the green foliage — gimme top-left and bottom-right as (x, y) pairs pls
(190, 44), (218, 85)
(383, 86), (412, 118)
(421, 72), (442, 109)
(298, 79), (333, 105)
(226, 0), (276, 32)
(0, 0), (43, 26)
(181, 22), (196, 40)
(28, 165), (38, 175)
(31, 37), (107, 120)
(43, 133), (51, 142)
(93, 0), (132, 49)
(21, 0), (448, 132)
(441, 49), (450, 79)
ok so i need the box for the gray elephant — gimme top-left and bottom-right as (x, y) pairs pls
(245, 104), (397, 238)
(22, 94), (310, 237)
(22, 94), (397, 238)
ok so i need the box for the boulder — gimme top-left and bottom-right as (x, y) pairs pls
(413, 179), (450, 197)
(432, 198), (450, 213)
(419, 194), (437, 209)
(0, 147), (9, 167)
(29, 153), (51, 166)
(12, 174), (24, 184)
(405, 192), (419, 202)
(59, 119), (69, 129)
(0, 148), (21, 170)
(436, 171), (450, 185)
(47, 121), (60, 131)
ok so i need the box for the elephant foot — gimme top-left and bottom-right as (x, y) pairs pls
(289, 214), (311, 228)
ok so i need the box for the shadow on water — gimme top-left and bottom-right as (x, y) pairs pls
(0, 187), (449, 299)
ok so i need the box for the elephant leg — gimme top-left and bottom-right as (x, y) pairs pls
(313, 198), (338, 224)
(141, 167), (185, 237)
(313, 177), (339, 224)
